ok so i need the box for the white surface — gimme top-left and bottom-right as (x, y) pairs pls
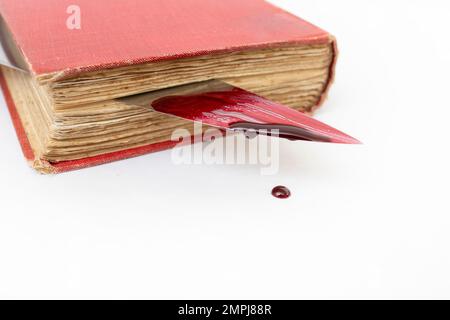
(0, 0), (449, 299)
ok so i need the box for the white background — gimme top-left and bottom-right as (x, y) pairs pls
(0, 0), (449, 299)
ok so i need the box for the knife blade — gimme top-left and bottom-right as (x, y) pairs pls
(0, 16), (29, 72)
(119, 80), (361, 144)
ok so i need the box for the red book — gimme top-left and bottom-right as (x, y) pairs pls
(0, 0), (337, 173)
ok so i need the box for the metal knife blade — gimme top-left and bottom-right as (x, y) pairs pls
(119, 80), (361, 144)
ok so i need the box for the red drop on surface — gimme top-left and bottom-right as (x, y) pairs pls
(271, 186), (291, 199)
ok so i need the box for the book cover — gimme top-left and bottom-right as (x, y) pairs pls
(0, 0), (334, 79)
(0, 0), (337, 173)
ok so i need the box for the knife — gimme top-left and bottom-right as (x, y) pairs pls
(119, 80), (361, 144)
(0, 16), (29, 72)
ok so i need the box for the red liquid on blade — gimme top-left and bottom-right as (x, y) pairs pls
(152, 87), (361, 144)
(272, 186), (291, 199)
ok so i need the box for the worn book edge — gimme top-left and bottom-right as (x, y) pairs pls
(0, 38), (337, 174)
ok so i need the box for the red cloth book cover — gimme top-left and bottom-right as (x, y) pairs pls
(0, 0), (337, 173)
